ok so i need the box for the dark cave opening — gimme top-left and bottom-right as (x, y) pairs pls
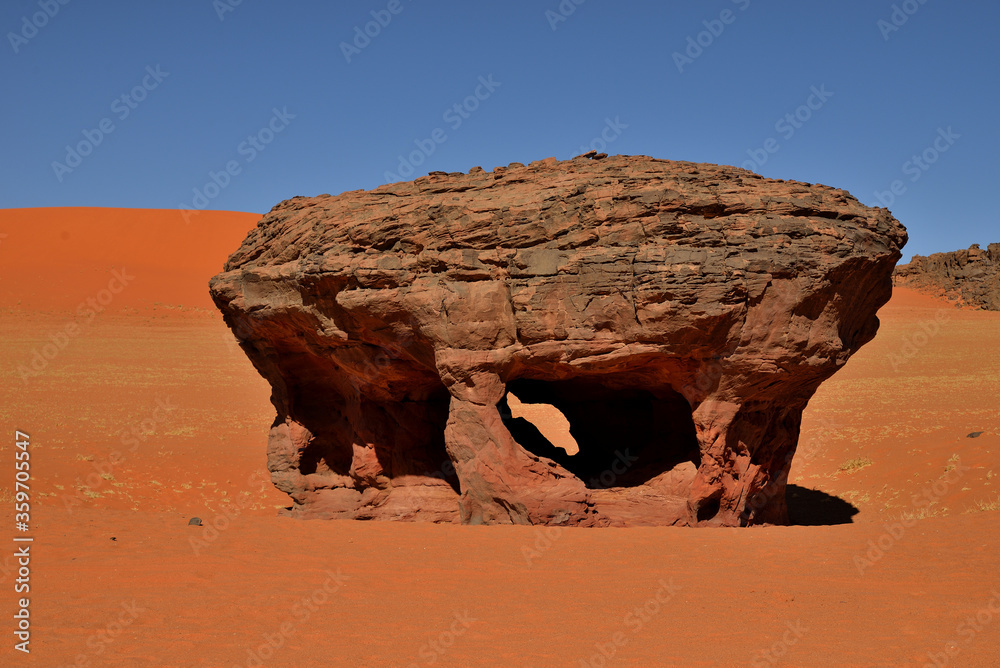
(288, 364), (460, 495)
(499, 377), (700, 489)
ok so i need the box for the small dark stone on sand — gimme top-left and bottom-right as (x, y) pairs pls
(188, 517), (203, 526)
(967, 431), (984, 438)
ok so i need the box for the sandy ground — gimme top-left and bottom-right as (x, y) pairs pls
(0, 208), (998, 667)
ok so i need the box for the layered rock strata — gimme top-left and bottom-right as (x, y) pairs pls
(209, 155), (907, 526)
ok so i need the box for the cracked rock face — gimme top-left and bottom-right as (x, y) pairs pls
(895, 243), (1000, 311)
(209, 155), (906, 526)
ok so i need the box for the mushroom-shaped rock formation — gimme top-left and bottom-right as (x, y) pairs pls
(209, 155), (907, 526)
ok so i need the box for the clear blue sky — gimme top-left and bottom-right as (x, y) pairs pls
(2, 0), (997, 260)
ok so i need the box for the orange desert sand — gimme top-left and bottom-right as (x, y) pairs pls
(0, 207), (998, 667)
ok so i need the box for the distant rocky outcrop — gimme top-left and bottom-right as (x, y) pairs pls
(895, 244), (1000, 310)
(209, 155), (906, 527)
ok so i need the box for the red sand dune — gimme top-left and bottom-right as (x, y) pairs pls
(1, 208), (998, 666)
(0, 207), (259, 312)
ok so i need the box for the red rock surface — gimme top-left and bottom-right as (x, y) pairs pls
(895, 243), (1000, 310)
(209, 155), (907, 526)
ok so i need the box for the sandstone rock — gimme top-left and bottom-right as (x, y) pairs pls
(894, 243), (1000, 310)
(209, 155), (906, 526)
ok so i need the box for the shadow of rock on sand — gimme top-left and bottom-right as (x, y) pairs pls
(786, 485), (859, 526)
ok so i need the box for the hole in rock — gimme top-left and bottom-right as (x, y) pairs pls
(499, 378), (699, 490)
(504, 392), (579, 456)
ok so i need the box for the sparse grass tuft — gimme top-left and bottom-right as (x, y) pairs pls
(964, 496), (1000, 513)
(838, 457), (873, 473)
(943, 454), (961, 474)
(901, 505), (947, 520)
(844, 490), (871, 503)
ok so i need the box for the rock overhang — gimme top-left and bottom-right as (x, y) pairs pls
(210, 154), (907, 526)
